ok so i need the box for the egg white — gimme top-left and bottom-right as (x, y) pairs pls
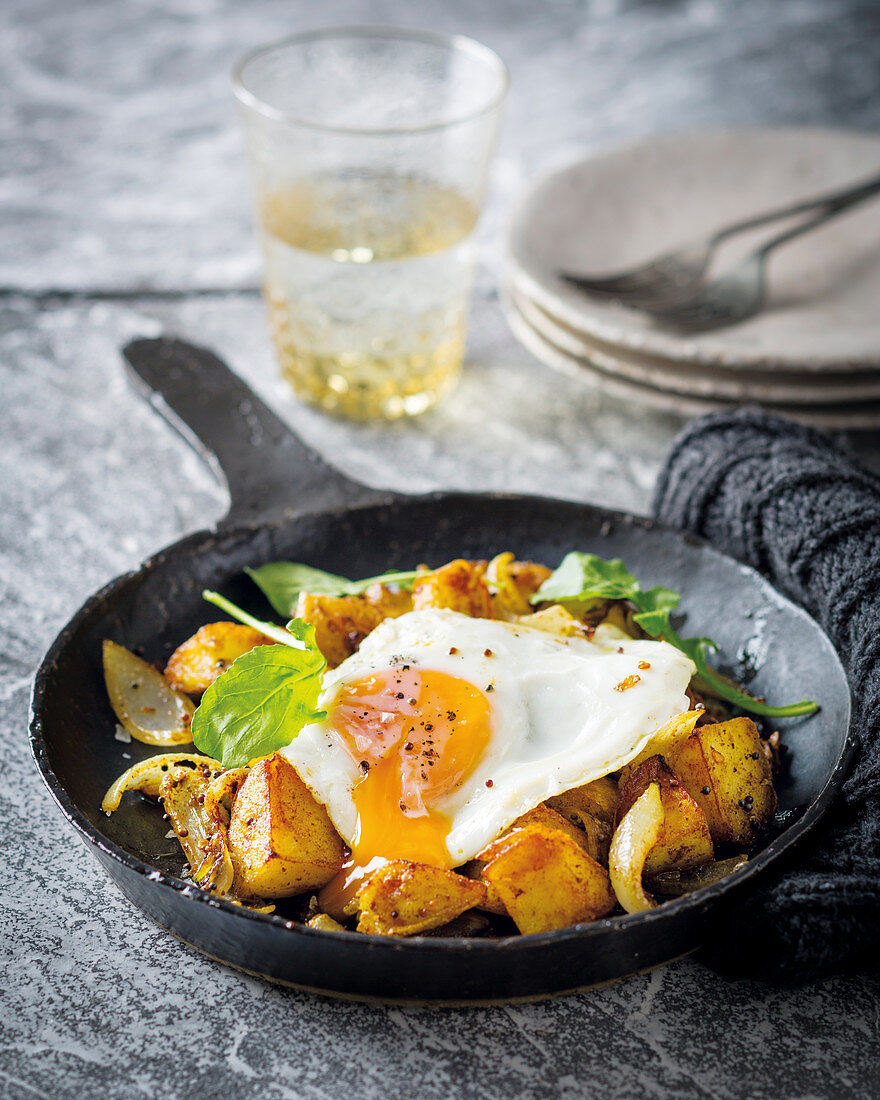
(282, 608), (695, 865)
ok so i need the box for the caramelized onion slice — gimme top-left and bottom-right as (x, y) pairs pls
(161, 766), (235, 896)
(626, 710), (701, 774)
(103, 639), (195, 746)
(101, 753), (221, 812)
(649, 855), (749, 897)
(608, 782), (665, 913)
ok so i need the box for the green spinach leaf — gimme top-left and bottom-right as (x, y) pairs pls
(534, 552), (818, 718)
(191, 593), (328, 767)
(246, 561), (419, 617)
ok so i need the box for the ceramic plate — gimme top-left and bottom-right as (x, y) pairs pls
(503, 290), (880, 430)
(508, 128), (880, 372)
(510, 285), (880, 405)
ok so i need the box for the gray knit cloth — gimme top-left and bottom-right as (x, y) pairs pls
(653, 409), (880, 980)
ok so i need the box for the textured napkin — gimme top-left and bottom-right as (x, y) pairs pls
(653, 409), (880, 981)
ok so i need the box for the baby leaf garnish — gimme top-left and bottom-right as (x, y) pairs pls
(191, 591), (328, 768)
(246, 562), (419, 617)
(533, 552), (818, 718)
(202, 589), (300, 648)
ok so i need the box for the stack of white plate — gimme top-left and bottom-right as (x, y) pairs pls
(504, 129), (880, 428)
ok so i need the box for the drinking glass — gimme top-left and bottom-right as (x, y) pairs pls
(234, 27), (508, 420)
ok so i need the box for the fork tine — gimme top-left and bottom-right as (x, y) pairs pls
(561, 272), (660, 294)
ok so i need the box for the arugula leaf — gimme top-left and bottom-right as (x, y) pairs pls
(246, 561), (419, 617)
(191, 613), (327, 768)
(534, 552), (818, 719)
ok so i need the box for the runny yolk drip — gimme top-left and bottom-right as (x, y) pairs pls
(317, 666), (492, 917)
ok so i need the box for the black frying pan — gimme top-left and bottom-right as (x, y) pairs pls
(30, 339), (852, 1004)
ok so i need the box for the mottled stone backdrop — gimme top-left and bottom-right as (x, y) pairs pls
(2, 0), (879, 1097)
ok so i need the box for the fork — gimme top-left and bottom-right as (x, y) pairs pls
(559, 169), (880, 310)
(643, 190), (879, 333)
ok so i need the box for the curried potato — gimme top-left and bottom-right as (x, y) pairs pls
(164, 622), (275, 694)
(479, 803), (594, 862)
(485, 552), (552, 618)
(362, 581), (413, 620)
(228, 754), (344, 898)
(468, 803), (596, 913)
(481, 823), (615, 934)
(616, 756), (713, 875)
(356, 861), (487, 936)
(669, 717), (777, 846)
(411, 559), (494, 619)
(295, 592), (385, 668)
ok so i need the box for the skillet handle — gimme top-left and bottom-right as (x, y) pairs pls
(123, 338), (390, 527)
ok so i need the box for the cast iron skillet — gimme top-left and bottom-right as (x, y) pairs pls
(30, 338), (852, 1004)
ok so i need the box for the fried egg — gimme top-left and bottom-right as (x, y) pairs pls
(282, 608), (695, 875)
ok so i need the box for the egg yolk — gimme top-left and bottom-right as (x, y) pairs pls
(317, 666), (492, 915)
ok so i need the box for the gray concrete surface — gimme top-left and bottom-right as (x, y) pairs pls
(2, 0), (879, 1096)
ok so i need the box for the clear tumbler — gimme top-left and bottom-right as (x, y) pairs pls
(233, 27), (508, 420)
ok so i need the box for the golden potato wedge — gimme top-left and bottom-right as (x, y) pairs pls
(468, 803), (597, 913)
(481, 823), (615, 934)
(507, 559), (553, 601)
(478, 803), (593, 863)
(362, 581), (413, 619)
(669, 717), (777, 846)
(616, 756), (713, 875)
(228, 754), (344, 898)
(485, 552), (552, 618)
(411, 559), (494, 619)
(294, 592), (385, 668)
(164, 621), (276, 694)
(356, 861), (487, 936)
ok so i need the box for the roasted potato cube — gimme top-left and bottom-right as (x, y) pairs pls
(362, 581), (413, 619)
(482, 824), (615, 934)
(356, 861), (487, 936)
(486, 553), (552, 618)
(670, 717), (777, 846)
(479, 803), (593, 862)
(228, 754), (344, 898)
(295, 592), (384, 667)
(468, 804), (596, 912)
(411, 559), (494, 619)
(616, 756), (713, 874)
(507, 559), (553, 601)
(164, 622), (275, 694)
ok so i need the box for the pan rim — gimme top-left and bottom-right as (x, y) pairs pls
(29, 489), (854, 956)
